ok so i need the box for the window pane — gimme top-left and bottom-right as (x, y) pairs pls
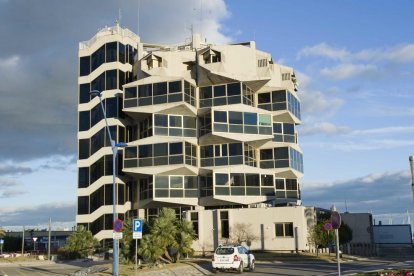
(258, 93), (270, 104)
(169, 142), (183, 155)
(260, 149), (273, 160)
(200, 86), (212, 99)
(139, 84), (152, 97)
(261, 175), (274, 186)
(79, 83), (90, 104)
(227, 83), (241, 96)
(154, 143), (168, 157)
(245, 174), (260, 186)
(276, 179), (285, 189)
(169, 115), (182, 127)
(125, 87), (137, 99)
(285, 223), (294, 237)
(244, 112), (257, 125)
(170, 176), (183, 188)
(230, 173), (245, 186)
(214, 111), (227, 123)
(155, 176), (169, 188)
(229, 111), (243, 124)
(106, 42), (117, 62)
(139, 145), (152, 158)
(274, 147), (289, 159)
(275, 224), (284, 237)
(214, 85), (225, 97)
(229, 143), (242, 156)
(215, 173), (229, 186)
(168, 81), (182, 93)
(273, 91), (286, 102)
(153, 82), (167, 96)
(183, 116), (196, 128)
(79, 56), (90, 76)
(259, 114), (271, 126)
(273, 123), (282, 133)
(283, 123), (295, 135)
(154, 114), (168, 127)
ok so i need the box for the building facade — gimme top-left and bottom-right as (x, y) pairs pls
(76, 24), (305, 249)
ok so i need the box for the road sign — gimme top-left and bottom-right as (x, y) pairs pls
(331, 211), (342, 229)
(32, 237), (38, 242)
(133, 219), (143, 239)
(324, 222), (333, 232)
(113, 219), (123, 233)
(0, 239), (4, 244)
(113, 232), (123, 240)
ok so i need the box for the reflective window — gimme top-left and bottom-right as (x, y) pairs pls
(214, 111), (227, 123)
(169, 81), (182, 93)
(79, 56), (90, 76)
(78, 167), (89, 188)
(79, 111), (90, 131)
(153, 82), (167, 96)
(91, 45), (105, 71)
(106, 42), (117, 62)
(79, 83), (90, 104)
(106, 70), (117, 90)
(119, 43), (126, 64)
(244, 112), (257, 125)
(215, 173), (229, 186)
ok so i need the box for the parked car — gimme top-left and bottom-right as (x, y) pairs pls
(212, 244), (255, 273)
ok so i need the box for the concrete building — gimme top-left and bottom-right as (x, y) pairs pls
(76, 23), (308, 251)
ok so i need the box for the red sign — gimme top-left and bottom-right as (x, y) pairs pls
(324, 222), (332, 232)
(113, 219), (123, 233)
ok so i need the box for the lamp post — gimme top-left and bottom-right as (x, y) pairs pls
(410, 156), (414, 203)
(89, 90), (127, 276)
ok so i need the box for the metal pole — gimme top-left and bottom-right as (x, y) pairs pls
(135, 239), (138, 276)
(22, 226), (24, 256)
(335, 228), (341, 276)
(48, 217), (51, 260)
(97, 92), (118, 276)
(409, 156), (414, 203)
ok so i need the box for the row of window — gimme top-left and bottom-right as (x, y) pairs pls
(257, 90), (301, 120)
(78, 154), (123, 188)
(79, 42), (136, 76)
(77, 183), (126, 215)
(79, 70), (131, 104)
(79, 126), (125, 160)
(124, 142), (197, 168)
(199, 83), (253, 108)
(260, 147), (304, 173)
(124, 80), (196, 108)
(78, 97), (123, 132)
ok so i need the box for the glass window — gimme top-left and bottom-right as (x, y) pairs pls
(78, 167), (89, 188)
(169, 142), (183, 155)
(229, 143), (242, 156)
(91, 45), (105, 71)
(106, 42), (117, 62)
(169, 115), (182, 127)
(91, 72), (105, 92)
(79, 56), (90, 77)
(139, 84), (152, 97)
(125, 87), (137, 99)
(155, 176), (169, 188)
(168, 81), (182, 93)
(286, 179), (297, 190)
(273, 123), (282, 133)
(283, 123), (295, 135)
(154, 143), (168, 157)
(153, 82), (167, 96)
(79, 111), (90, 131)
(201, 145), (213, 158)
(183, 116), (196, 128)
(125, 147), (137, 158)
(258, 93), (271, 104)
(229, 111), (243, 124)
(154, 114), (168, 127)
(105, 70), (117, 90)
(261, 175), (274, 186)
(214, 111), (227, 123)
(184, 176), (198, 189)
(139, 145), (152, 158)
(170, 176), (183, 188)
(259, 114), (271, 126)
(276, 179), (285, 189)
(244, 112), (257, 125)
(227, 83), (241, 96)
(245, 174), (260, 186)
(200, 86), (212, 99)
(274, 147), (289, 159)
(105, 97), (118, 118)
(275, 223), (284, 237)
(214, 85), (226, 97)
(273, 91), (286, 102)
(230, 173), (245, 186)
(119, 43), (126, 64)
(79, 139), (89, 160)
(215, 173), (229, 186)
(79, 83), (90, 104)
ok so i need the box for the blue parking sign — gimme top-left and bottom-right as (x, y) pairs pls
(133, 219), (143, 239)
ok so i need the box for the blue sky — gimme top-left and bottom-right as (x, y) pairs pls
(0, 0), (413, 228)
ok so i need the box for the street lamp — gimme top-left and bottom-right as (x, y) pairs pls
(409, 156), (414, 204)
(89, 90), (127, 276)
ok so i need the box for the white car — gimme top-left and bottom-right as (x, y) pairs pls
(212, 244), (255, 273)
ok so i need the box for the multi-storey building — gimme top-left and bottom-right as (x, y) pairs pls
(76, 24), (305, 249)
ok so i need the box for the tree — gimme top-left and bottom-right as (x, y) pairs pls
(230, 223), (258, 246)
(59, 226), (99, 259)
(308, 222), (334, 256)
(339, 223), (353, 245)
(138, 208), (197, 264)
(0, 228), (5, 238)
(120, 219), (133, 263)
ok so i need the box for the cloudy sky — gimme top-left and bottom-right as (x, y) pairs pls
(0, 0), (413, 228)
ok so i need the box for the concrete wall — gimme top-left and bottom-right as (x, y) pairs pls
(188, 206), (315, 252)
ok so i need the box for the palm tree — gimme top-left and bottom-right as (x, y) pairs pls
(0, 228), (5, 238)
(63, 226), (99, 258)
(175, 219), (196, 262)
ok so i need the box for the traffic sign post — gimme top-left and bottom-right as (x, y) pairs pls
(133, 219), (143, 276)
(113, 219), (123, 233)
(0, 239), (3, 255)
(32, 237), (37, 252)
(331, 206), (341, 276)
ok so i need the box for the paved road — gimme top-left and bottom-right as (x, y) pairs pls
(210, 259), (414, 276)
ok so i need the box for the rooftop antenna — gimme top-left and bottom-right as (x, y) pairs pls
(137, 0), (141, 36)
(118, 7), (122, 26)
(200, 0), (203, 40)
(345, 200), (348, 212)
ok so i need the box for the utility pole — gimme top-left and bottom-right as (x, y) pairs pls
(21, 226), (25, 255)
(48, 218), (51, 260)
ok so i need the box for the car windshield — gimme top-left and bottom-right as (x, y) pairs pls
(215, 247), (234, 255)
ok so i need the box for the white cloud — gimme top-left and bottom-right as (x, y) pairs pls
(352, 126), (414, 136)
(297, 43), (349, 60)
(320, 63), (379, 80)
(300, 122), (350, 136)
(300, 89), (344, 115)
(0, 55), (19, 68)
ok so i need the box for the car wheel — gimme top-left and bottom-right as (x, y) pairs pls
(237, 262), (243, 274)
(250, 260), (255, 271)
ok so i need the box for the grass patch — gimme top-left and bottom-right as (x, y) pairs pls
(354, 269), (414, 276)
(0, 255), (40, 263)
